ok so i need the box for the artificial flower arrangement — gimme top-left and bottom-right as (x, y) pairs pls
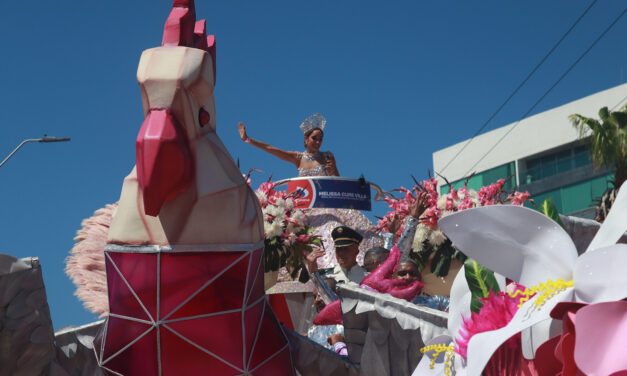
(377, 175), (532, 276)
(254, 179), (321, 282)
(414, 183), (627, 376)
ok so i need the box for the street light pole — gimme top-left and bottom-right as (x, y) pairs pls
(0, 136), (71, 168)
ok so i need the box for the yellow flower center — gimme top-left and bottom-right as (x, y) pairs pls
(508, 278), (574, 308)
(420, 344), (455, 375)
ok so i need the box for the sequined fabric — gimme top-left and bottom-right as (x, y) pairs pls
(412, 295), (450, 312)
(297, 164), (328, 177)
(306, 324), (344, 350)
(297, 151), (332, 177)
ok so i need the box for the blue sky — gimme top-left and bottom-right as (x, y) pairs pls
(0, 1), (625, 329)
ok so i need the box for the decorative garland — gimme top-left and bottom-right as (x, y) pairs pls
(377, 176), (532, 276)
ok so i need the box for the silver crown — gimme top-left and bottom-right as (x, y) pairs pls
(299, 113), (326, 134)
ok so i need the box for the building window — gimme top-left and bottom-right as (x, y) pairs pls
(440, 162), (515, 194)
(520, 145), (591, 184)
(527, 173), (613, 216)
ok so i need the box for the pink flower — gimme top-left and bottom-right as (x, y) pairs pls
(508, 191), (532, 206)
(449, 188), (459, 200)
(296, 234), (313, 243)
(455, 290), (522, 359)
(445, 196), (455, 210)
(421, 206), (440, 229)
(283, 232), (296, 246)
(457, 196), (475, 211)
(257, 181), (274, 194)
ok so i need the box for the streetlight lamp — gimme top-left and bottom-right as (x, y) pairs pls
(0, 135), (71, 168)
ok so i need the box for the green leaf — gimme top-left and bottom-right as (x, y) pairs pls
(430, 252), (442, 273)
(453, 249), (468, 263)
(540, 197), (565, 230)
(298, 266), (310, 283)
(432, 256), (450, 277)
(464, 259), (501, 313)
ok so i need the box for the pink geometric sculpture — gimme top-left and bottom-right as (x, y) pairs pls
(93, 1), (293, 374)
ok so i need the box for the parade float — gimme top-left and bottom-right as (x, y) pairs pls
(1, 1), (626, 375)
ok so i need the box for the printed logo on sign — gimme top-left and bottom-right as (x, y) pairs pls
(288, 179), (315, 209)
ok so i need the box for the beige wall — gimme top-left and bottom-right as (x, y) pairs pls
(433, 83), (627, 185)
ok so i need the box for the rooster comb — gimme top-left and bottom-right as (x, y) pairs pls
(162, 0), (216, 81)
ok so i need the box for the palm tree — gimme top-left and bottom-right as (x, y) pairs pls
(570, 103), (627, 221)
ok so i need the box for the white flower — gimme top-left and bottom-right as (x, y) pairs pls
(414, 224), (430, 244)
(263, 221), (273, 237)
(285, 198), (295, 211)
(274, 198), (285, 210)
(256, 191), (267, 202)
(437, 182), (627, 376)
(412, 238), (424, 252)
(437, 195), (448, 210)
(428, 229), (447, 246)
(265, 204), (283, 218)
(266, 220), (283, 238)
(291, 209), (305, 225)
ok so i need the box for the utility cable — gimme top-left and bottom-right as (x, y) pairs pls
(610, 93), (627, 111)
(439, 0), (599, 175)
(462, 6), (627, 178)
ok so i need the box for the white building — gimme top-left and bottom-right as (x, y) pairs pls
(432, 83), (627, 217)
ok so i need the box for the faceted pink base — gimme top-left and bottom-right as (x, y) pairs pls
(94, 247), (294, 375)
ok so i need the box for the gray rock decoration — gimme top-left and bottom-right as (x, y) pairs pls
(560, 214), (627, 254)
(51, 321), (105, 376)
(0, 255), (56, 376)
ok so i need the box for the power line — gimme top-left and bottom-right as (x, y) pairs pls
(439, 0), (599, 175)
(462, 7), (627, 178)
(610, 94), (627, 111)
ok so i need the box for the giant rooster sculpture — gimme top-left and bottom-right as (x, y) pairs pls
(93, 1), (294, 374)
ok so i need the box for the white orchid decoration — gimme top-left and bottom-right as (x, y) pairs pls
(414, 181), (627, 376)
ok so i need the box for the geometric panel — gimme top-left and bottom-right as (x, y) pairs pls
(166, 311), (243, 369)
(100, 247), (293, 375)
(248, 302), (288, 370)
(101, 316), (153, 364)
(160, 326), (242, 375)
(245, 249), (263, 306)
(160, 251), (245, 319)
(105, 253), (152, 321)
(166, 253), (248, 320)
(243, 299), (265, 367)
(103, 325), (158, 375)
(251, 346), (292, 375)
(108, 252), (158, 320)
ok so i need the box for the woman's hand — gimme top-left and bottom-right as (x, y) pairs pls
(238, 122), (248, 142)
(325, 153), (339, 176)
(387, 213), (402, 234)
(327, 333), (345, 346)
(409, 191), (429, 219)
(304, 247), (325, 273)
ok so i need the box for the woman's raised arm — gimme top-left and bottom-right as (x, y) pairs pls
(238, 122), (300, 167)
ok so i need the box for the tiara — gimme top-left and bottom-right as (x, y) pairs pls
(299, 113), (326, 134)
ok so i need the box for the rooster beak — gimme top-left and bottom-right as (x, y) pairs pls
(136, 109), (193, 216)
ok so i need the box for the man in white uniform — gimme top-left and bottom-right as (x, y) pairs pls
(327, 226), (367, 285)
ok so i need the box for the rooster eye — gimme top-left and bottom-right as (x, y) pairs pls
(198, 108), (210, 127)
